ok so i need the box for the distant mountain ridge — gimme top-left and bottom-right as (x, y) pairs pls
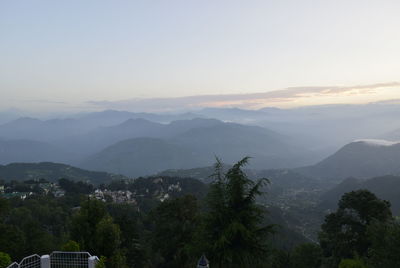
(1, 114), (315, 175)
(0, 162), (125, 184)
(58, 118), (225, 155)
(297, 140), (400, 180)
(0, 139), (76, 165)
(319, 175), (400, 215)
(81, 137), (200, 177)
(0, 110), (205, 143)
(4, 105), (400, 178)
(79, 120), (312, 177)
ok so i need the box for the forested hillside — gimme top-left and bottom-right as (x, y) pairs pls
(2, 159), (399, 268)
(0, 162), (125, 184)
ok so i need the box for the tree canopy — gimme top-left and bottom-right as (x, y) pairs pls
(319, 190), (392, 266)
(203, 157), (273, 267)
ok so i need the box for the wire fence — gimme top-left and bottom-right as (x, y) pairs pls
(7, 252), (98, 268)
(50, 252), (91, 268)
(19, 255), (41, 268)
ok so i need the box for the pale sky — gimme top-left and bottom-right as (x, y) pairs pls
(1, 0), (400, 112)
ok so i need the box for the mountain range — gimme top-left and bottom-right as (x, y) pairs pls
(2, 104), (400, 179)
(297, 140), (400, 180)
(80, 120), (310, 177)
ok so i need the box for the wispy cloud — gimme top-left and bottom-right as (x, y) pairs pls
(23, 99), (68, 105)
(88, 82), (400, 112)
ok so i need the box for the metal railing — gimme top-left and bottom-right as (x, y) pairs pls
(19, 255), (41, 268)
(7, 252), (98, 268)
(50, 252), (92, 268)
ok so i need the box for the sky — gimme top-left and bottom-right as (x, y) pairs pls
(1, 0), (400, 112)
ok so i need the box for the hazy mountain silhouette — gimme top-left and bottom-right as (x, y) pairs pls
(0, 139), (76, 165)
(0, 162), (125, 184)
(319, 175), (400, 215)
(80, 122), (312, 177)
(0, 110), (204, 144)
(297, 140), (400, 180)
(81, 137), (200, 177)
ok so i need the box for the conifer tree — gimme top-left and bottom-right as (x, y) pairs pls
(204, 157), (273, 267)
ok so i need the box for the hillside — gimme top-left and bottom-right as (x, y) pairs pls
(297, 140), (400, 180)
(80, 122), (311, 177)
(80, 137), (201, 177)
(157, 166), (224, 183)
(0, 139), (76, 165)
(170, 122), (308, 168)
(0, 111), (203, 146)
(58, 118), (165, 154)
(59, 118), (222, 155)
(0, 162), (125, 184)
(0, 117), (92, 142)
(319, 175), (400, 215)
(105, 175), (310, 247)
(106, 176), (209, 203)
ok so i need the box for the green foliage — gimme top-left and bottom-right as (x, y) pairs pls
(0, 195), (72, 259)
(58, 178), (93, 195)
(107, 203), (147, 268)
(203, 157), (272, 267)
(5, 163), (400, 268)
(71, 199), (107, 253)
(0, 198), (9, 219)
(71, 199), (121, 260)
(95, 256), (106, 268)
(264, 249), (290, 268)
(61, 240), (80, 252)
(0, 223), (25, 260)
(338, 258), (366, 268)
(108, 250), (129, 268)
(290, 243), (323, 268)
(149, 195), (200, 268)
(95, 216), (121, 258)
(367, 220), (400, 268)
(319, 190), (392, 264)
(0, 252), (11, 268)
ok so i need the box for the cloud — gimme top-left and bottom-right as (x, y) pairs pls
(88, 82), (400, 112)
(370, 98), (400, 105)
(23, 99), (68, 105)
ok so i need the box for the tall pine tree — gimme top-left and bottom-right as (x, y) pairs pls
(204, 157), (273, 267)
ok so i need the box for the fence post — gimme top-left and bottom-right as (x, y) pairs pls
(88, 256), (98, 268)
(40, 255), (50, 268)
(197, 254), (209, 268)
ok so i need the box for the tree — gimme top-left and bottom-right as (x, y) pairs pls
(95, 256), (106, 268)
(339, 258), (366, 268)
(0, 224), (25, 260)
(58, 178), (93, 195)
(290, 243), (323, 268)
(61, 240), (80, 252)
(107, 250), (128, 268)
(95, 216), (121, 259)
(264, 249), (290, 268)
(71, 199), (107, 253)
(149, 195), (200, 268)
(0, 198), (9, 220)
(0, 252), (11, 268)
(367, 219), (400, 268)
(107, 203), (147, 268)
(71, 199), (123, 267)
(319, 190), (392, 266)
(203, 157), (273, 267)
